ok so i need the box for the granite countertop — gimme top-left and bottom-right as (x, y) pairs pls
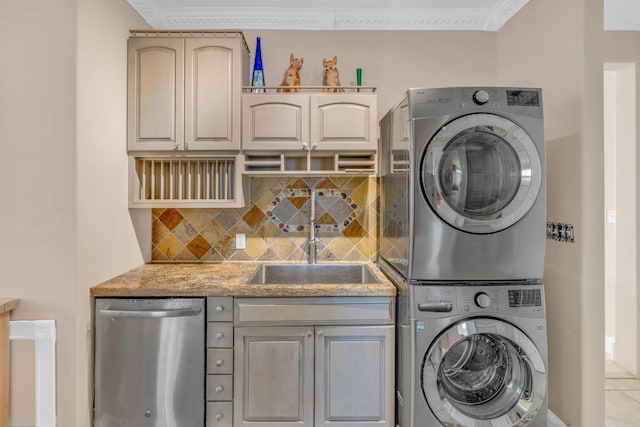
(90, 262), (396, 298)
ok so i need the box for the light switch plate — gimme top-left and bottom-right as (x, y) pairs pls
(236, 233), (246, 249)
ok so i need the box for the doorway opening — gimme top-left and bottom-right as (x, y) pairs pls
(604, 62), (640, 426)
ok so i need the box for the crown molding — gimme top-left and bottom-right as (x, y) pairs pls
(126, 0), (530, 31)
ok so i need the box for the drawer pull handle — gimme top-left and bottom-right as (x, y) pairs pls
(216, 359), (224, 366)
(215, 385), (224, 392)
(215, 306), (224, 312)
(215, 332), (224, 339)
(215, 413), (223, 421)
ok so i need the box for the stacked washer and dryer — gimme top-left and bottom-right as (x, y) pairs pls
(380, 87), (548, 427)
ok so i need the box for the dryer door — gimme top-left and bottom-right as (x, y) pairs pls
(421, 113), (542, 234)
(421, 318), (546, 426)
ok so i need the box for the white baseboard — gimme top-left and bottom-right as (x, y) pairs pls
(549, 410), (570, 427)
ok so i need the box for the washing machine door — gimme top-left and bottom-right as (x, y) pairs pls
(421, 318), (546, 426)
(421, 113), (542, 234)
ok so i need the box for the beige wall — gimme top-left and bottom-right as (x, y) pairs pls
(0, 0), (78, 425)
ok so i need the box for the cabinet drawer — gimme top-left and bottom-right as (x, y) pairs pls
(207, 374), (233, 401)
(207, 323), (234, 348)
(207, 348), (233, 374)
(208, 297), (233, 322)
(207, 402), (233, 427)
(235, 297), (394, 326)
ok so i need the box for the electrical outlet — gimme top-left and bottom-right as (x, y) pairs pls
(546, 222), (575, 243)
(236, 233), (246, 249)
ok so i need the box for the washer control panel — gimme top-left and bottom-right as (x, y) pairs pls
(412, 284), (545, 319)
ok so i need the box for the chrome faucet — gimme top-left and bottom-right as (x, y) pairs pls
(309, 189), (319, 264)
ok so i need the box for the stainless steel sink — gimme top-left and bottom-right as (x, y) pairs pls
(247, 264), (381, 285)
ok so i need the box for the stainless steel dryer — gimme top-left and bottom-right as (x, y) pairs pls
(385, 271), (548, 427)
(380, 87), (546, 282)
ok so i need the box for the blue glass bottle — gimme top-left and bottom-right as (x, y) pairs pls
(251, 37), (265, 93)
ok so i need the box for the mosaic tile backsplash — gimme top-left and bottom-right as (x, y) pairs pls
(152, 176), (379, 262)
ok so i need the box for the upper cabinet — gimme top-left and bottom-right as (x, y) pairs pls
(241, 90), (378, 174)
(242, 92), (377, 152)
(128, 32), (249, 152)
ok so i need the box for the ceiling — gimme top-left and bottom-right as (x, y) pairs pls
(125, 0), (531, 31)
(127, 0), (639, 32)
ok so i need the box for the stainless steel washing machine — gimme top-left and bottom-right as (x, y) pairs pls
(380, 87), (546, 282)
(384, 270), (548, 427)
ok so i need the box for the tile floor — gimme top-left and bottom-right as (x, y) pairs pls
(606, 357), (640, 426)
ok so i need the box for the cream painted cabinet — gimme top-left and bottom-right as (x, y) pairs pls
(128, 33), (248, 152)
(242, 93), (377, 152)
(241, 94), (309, 151)
(310, 94), (378, 151)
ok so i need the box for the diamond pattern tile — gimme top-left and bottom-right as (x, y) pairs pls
(152, 176), (378, 262)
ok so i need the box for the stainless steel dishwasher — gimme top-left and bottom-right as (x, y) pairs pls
(94, 298), (205, 427)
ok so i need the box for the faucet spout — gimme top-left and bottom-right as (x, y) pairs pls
(309, 189), (318, 264)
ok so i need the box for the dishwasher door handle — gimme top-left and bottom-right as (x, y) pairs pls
(97, 307), (202, 319)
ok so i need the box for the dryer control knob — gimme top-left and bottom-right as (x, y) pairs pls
(475, 292), (491, 308)
(473, 90), (490, 105)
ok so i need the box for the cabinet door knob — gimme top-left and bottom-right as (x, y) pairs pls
(311, 143), (318, 149)
(215, 332), (224, 339)
(216, 359), (224, 366)
(306, 330), (312, 337)
(215, 385), (224, 392)
(215, 413), (223, 421)
(301, 142), (309, 150)
(174, 143), (180, 150)
(216, 305), (224, 312)
(317, 330), (324, 337)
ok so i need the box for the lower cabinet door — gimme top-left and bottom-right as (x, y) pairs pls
(314, 325), (394, 427)
(234, 326), (314, 427)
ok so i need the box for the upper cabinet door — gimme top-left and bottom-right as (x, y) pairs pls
(185, 39), (242, 151)
(242, 94), (310, 151)
(310, 94), (378, 151)
(128, 38), (184, 151)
